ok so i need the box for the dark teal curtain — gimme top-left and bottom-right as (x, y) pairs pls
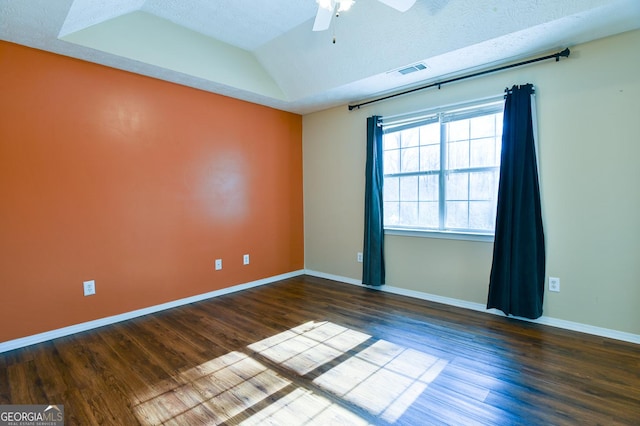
(363, 116), (385, 286)
(487, 84), (545, 319)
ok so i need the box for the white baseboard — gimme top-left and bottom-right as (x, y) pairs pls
(0, 270), (305, 354)
(4, 269), (637, 353)
(304, 270), (640, 345)
(305, 270), (363, 286)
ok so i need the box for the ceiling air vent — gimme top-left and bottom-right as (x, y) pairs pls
(397, 62), (428, 75)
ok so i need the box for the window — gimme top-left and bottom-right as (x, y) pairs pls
(382, 100), (504, 237)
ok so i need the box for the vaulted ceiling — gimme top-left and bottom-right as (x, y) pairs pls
(2, 0), (639, 114)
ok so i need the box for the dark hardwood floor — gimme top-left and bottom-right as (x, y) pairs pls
(1, 275), (639, 425)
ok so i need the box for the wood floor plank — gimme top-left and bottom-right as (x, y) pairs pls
(1, 275), (638, 425)
(7, 359), (49, 404)
(30, 343), (71, 402)
(97, 324), (187, 404)
(0, 354), (10, 405)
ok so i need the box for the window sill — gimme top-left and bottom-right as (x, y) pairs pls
(384, 228), (494, 243)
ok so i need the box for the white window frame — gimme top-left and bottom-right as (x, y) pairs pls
(381, 97), (505, 242)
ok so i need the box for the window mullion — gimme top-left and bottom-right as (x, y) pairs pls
(384, 171), (439, 179)
(439, 113), (446, 231)
(467, 120), (472, 229)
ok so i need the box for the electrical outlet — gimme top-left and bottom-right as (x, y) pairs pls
(215, 259), (222, 270)
(243, 254), (250, 265)
(357, 252), (363, 263)
(83, 280), (96, 296)
(549, 277), (560, 292)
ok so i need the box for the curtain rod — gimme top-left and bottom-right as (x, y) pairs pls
(348, 48), (570, 111)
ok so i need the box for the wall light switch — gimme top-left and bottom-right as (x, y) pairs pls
(215, 259), (222, 270)
(243, 254), (250, 265)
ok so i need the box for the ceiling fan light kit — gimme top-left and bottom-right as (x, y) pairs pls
(313, 0), (416, 32)
(316, 0), (355, 12)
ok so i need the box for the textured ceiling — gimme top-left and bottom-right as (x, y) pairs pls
(2, 0), (640, 114)
(59, 0), (319, 50)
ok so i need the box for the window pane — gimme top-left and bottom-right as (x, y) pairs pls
(447, 119), (469, 142)
(446, 172), (469, 201)
(399, 176), (418, 201)
(384, 201), (399, 226)
(418, 175), (438, 201)
(400, 128), (419, 148)
(384, 132), (400, 150)
(469, 201), (495, 230)
(419, 122), (439, 145)
(401, 146), (419, 173)
(469, 170), (497, 201)
(420, 145), (439, 171)
(470, 114), (496, 139)
(418, 202), (438, 228)
(384, 149), (399, 174)
(470, 137), (498, 168)
(496, 113), (504, 137)
(445, 201), (469, 229)
(399, 202), (418, 226)
(384, 176), (400, 201)
(447, 141), (469, 169)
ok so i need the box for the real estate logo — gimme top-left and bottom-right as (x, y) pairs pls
(0, 405), (64, 426)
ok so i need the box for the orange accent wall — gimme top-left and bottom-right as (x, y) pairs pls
(0, 41), (304, 343)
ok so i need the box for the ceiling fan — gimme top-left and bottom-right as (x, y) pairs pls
(312, 0), (417, 32)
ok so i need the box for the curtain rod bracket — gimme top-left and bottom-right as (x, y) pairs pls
(555, 47), (571, 62)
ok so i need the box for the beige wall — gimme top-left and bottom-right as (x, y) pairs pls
(303, 29), (640, 335)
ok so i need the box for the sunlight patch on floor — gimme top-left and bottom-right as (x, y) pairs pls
(133, 320), (448, 425)
(250, 321), (449, 423)
(248, 321), (371, 375)
(134, 351), (291, 425)
(241, 387), (370, 426)
(314, 340), (449, 423)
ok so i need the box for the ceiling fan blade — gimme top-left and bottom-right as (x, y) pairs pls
(377, 0), (416, 12)
(313, 4), (335, 31)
